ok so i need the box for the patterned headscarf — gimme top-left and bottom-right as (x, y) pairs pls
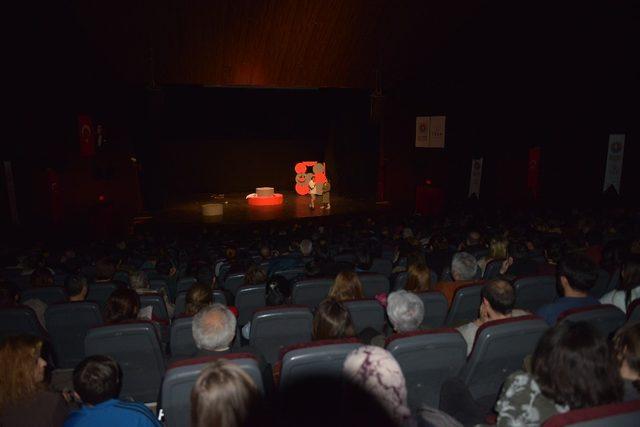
(343, 346), (411, 424)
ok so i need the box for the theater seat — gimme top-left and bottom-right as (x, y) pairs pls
(19, 287), (67, 305)
(370, 258), (393, 278)
(543, 399), (640, 427)
(513, 275), (557, 312)
(343, 299), (386, 334)
(236, 284), (266, 325)
(386, 328), (467, 409)
(249, 306), (313, 365)
(278, 338), (362, 390)
(291, 278), (333, 309)
(458, 315), (548, 405)
(45, 302), (102, 369)
(169, 316), (196, 358)
(176, 277), (197, 295)
(222, 273), (246, 296)
(0, 306), (47, 339)
(272, 269), (305, 282)
(140, 293), (169, 320)
(590, 269), (612, 299)
(483, 260), (503, 280)
(359, 273), (390, 297)
(86, 282), (119, 310)
(85, 321), (165, 403)
(415, 291), (448, 328)
(445, 283), (484, 327)
(149, 279), (169, 296)
(557, 304), (625, 338)
(627, 299), (640, 322)
(160, 353), (264, 427)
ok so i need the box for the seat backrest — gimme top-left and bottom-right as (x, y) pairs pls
(249, 306), (313, 365)
(445, 284), (484, 327)
(415, 291), (448, 328)
(140, 293), (169, 320)
(343, 299), (386, 334)
(370, 258), (393, 278)
(20, 287), (67, 305)
(149, 279), (169, 296)
(222, 273), (245, 296)
(333, 253), (357, 265)
(393, 272), (408, 291)
(513, 275), (557, 312)
(236, 284), (266, 325)
(542, 399), (640, 427)
(272, 269), (305, 282)
(386, 328), (467, 409)
(169, 316), (196, 358)
(85, 322), (165, 402)
(459, 315), (549, 402)
(627, 299), (640, 322)
(291, 278), (333, 309)
(160, 353), (264, 427)
(45, 302), (102, 369)
(0, 306), (46, 339)
(174, 290), (227, 317)
(359, 273), (390, 297)
(557, 304), (626, 338)
(483, 259), (503, 280)
(176, 277), (197, 295)
(590, 269), (612, 299)
(279, 339), (362, 390)
(86, 282), (118, 310)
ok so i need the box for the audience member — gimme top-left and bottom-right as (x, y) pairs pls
(191, 359), (263, 427)
(64, 275), (88, 302)
(495, 321), (622, 425)
(404, 263), (432, 292)
(612, 321), (640, 401)
(130, 270), (174, 317)
(456, 280), (529, 355)
(243, 264), (267, 286)
(242, 274), (292, 339)
(328, 270), (364, 302)
(103, 288), (140, 324)
(30, 266), (55, 287)
(477, 237), (508, 277)
(64, 355), (160, 426)
(366, 290), (425, 347)
(0, 335), (68, 426)
(184, 282), (213, 316)
(192, 303), (237, 356)
(600, 255), (640, 313)
(536, 255), (600, 325)
(312, 298), (356, 340)
(94, 258), (116, 282)
(501, 241), (539, 278)
(435, 252), (480, 305)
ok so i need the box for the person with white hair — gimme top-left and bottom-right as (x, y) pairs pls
(192, 304), (238, 356)
(367, 290), (425, 347)
(435, 252), (481, 305)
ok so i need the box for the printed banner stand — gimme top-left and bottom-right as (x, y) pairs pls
(468, 158), (483, 198)
(603, 134), (625, 194)
(415, 116), (446, 148)
(415, 116), (430, 147)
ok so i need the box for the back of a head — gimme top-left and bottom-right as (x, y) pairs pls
(185, 283), (213, 316)
(64, 275), (88, 299)
(192, 303), (237, 351)
(356, 245), (372, 271)
(30, 267), (53, 287)
(73, 355), (121, 405)
(386, 290), (424, 333)
(129, 270), (148, 291)
(621, 255), (640, 291)
(265, 275), (292, 306)
(329, 270), (364, 302)
(312, 298), (356, 340)
(0, 335), (44, 412)
(557, 254), (597, 292)
(196, 266), (214, 286)
(508, 241), (528, 261)
(482, 279), (515, 315)
(489, 238), (508, 260)
(532, 321), (622, 409)
(613, 322), (640, 393)
(191, 360), (260, 427)
(405, 263), (431, 292)
(299, 239), (313, 257)
(467, 231), (481, 246)
(244, 264), (267, 286)
(451, 252), (478, 281)
(103, 288), (140, 324)
(95, 257), (116, 281)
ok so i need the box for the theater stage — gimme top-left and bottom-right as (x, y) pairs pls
(138, 191), (385, 225)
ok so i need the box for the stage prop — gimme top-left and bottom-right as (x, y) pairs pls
(245, 187), (284, 206)
(415, 116), (446, 148)
(603, 134), (625, 194)
(294, 161), (328, 195)
(202, 203), (223, 216)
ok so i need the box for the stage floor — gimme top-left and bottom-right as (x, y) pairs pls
(140, 191), (384, 225)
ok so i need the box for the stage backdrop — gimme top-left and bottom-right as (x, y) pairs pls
(136, 86), (376, 209)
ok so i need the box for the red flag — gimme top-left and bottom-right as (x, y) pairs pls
(527, 147), (541, 199)
(78, 115), (95, 157)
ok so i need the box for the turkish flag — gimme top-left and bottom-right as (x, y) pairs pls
(527, 147), (541, 199)
(78, 115), (95, 157)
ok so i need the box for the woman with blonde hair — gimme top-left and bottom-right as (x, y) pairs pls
(191, 359), (263, 427)
(478, 237), (508, 276)
(0, 335), (68, 426)
(404, 263), (432, 293)
(328, 270), (364, 302)
(185, 282), (213, 316)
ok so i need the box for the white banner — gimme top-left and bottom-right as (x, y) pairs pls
(415, 116), (430, 147)
(468, 158), (483, 198)
(428, 116), (446, 148)
(603, 134), (625, 193)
